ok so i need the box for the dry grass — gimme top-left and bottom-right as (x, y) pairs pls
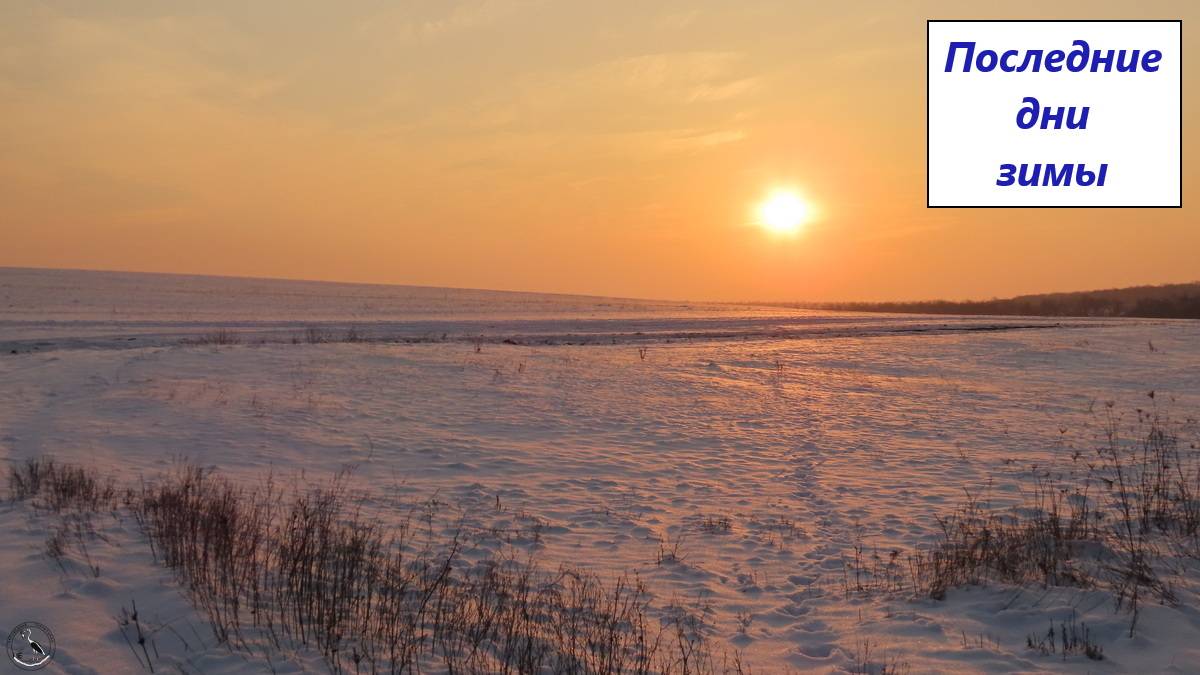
(1025, 610), (1104, 661)
(9, 459), (749, 674)
(190, 329), (242, 346)
(8, 457), (119, 511)
(894, 403), (1199, 636)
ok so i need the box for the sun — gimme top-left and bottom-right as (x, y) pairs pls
(756, 189), (811, 235)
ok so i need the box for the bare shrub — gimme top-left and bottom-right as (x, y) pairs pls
(901, 403), (1198, 637)
(842, 530), (905, 599)
(906, 480), (1097, 601)
(8, 458), (118, 511)
(11, 459), (751, 671)
(126, 463), (747, 673)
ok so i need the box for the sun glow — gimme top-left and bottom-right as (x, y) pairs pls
(756, 190), (812, 236)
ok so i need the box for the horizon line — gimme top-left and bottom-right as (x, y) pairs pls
(2, 264), (1196, 309)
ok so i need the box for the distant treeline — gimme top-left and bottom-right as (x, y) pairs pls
(787, 282), (1200, 319)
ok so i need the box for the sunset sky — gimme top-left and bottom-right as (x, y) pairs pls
(1, 1), (1194, 302)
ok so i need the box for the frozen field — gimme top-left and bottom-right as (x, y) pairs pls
(2, 268), (1199, 673)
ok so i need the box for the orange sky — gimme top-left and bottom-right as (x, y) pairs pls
(1, 1), (1195, 302)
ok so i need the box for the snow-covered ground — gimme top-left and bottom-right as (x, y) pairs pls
(2, 268), (1199, 673)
